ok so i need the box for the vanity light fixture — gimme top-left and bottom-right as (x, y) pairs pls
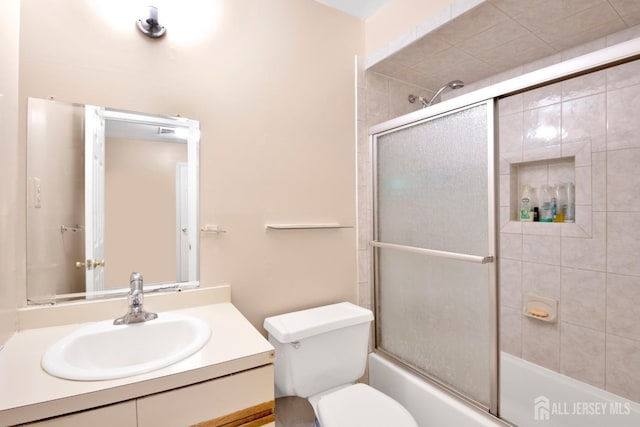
(137, 5), (166, 38)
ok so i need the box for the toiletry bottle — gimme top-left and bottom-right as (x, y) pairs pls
(533, 207), (539, 221)
(564, 182), (575, 223)
(554, 184), (564, 222)
(520, 185), (534, 222)
(540, 185), (553, 222)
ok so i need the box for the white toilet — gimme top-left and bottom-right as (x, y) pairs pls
(264, 302), (418, 427)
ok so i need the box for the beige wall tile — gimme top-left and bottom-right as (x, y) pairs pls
(606, 84), (640, 150)
(523, 82), (561, 109)
(606, 334), (640, 402)
(561, 267), (606, 331)
(561, 140), (592, 171)
(560, 322), (605, 387)
(522, 145), (562, 162)
(607, 273), (640, 341)
(574, 166), (592, 206)
(499, 174), (512, 207)
(607, 148), (640, 212)
(500, 306), (522, 357)
(501, 232), (523, 260)
(431, 2), (509, 45)
(522, 261), (560, 299)
(608, 212), (640, 275)
(561, 37), (606, 61)
(522, 317), (560, 371)
(498, 93), (523, 116)
(518, 163), (548, 195)
(498, 112), (523, 154)
(523, 104), (562, 150)
(548, 161), (576, 188)
(522, 222), (562, 237)
(562, 69), (606, 101)
(591, 152), (607, 211)
(500, 258), (522, 309)
(606, 22), (640, 45)
(357, 249), (371, 285)
(523, 235), (561, 265)
(561, 212), (606, 271)
(561, 93), (606, 151)
(607, 58), (640, 91)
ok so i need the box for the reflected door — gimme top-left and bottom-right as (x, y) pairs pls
(84, 105), (106, 292)
(372, 101), (496, 410)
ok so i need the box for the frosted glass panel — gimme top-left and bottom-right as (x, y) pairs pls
(374, 103), (493, 407)
(377, 104), (488, 256)
(377, 248), (491, 405)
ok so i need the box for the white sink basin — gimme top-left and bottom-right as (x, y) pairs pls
(41, 313), (211, 381)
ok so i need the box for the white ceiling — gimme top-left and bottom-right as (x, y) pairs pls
(313, 0), (390, 20)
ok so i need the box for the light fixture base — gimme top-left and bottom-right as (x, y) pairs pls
(137, 6), (166, 39)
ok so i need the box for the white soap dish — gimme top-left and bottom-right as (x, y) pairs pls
(523, 294), (557, 323)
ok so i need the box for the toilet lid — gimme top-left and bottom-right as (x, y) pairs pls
(317, 383), (418, 427)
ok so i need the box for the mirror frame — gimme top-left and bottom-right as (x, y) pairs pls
(25, 98), (200, 304)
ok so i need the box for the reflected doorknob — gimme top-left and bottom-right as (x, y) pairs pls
(78, 260), (105, 270)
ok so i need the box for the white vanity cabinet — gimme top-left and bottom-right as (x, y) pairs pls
(2, 297), (276, 427)
(136, 364), (275, 427)
(22, 365), (275, 427)
(21, 401), (137, 427)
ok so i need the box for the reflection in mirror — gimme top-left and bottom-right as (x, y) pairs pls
(26, 98), (200, 304)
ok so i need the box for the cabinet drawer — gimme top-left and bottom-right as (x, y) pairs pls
(21, 401), (136, 427)
(137, 364), (274, 427)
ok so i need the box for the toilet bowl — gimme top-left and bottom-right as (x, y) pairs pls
(317, 383), (417, 427)
(264, 302), (417, 427)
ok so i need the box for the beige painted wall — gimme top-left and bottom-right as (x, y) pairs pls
(105, 138), (186, 288)
(365, 0), (454, 56)
(18, 0), (362, 330)
(0, 0), (20, 344)
(26, 99), (85, 299)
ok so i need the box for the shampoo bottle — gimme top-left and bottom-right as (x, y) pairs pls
(540, 185), (553, 222)
(520, 185), (534, 222)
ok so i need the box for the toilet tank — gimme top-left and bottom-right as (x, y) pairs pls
(264, 302), (373, 398)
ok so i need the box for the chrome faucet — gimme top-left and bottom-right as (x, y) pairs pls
(113, 272), (158, 325)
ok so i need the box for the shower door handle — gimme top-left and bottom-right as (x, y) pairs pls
(370, 241), (494, 264)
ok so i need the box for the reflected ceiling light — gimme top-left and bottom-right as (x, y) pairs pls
(137, 5), (166, 38)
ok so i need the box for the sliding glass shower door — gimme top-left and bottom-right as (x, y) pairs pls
(372, 101), (497, 411)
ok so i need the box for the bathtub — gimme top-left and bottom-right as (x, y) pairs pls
(500, 352), (640, 427)
(369, 353), (503, 427)
(369, 352), (640, 427)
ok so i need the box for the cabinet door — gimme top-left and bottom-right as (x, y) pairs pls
(23, 401), (137, 427)
(137, 364), (274, 427)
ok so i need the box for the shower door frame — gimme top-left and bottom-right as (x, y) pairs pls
(370, 99), (499, 415)
(367, 36), (640, 420)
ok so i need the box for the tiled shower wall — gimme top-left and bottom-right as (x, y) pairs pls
(498, 58), (640, 403)
(356, 68), (432, 310)
(358, 25), (640, 403)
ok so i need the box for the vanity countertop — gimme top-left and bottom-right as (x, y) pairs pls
(0, 301), (275, 426)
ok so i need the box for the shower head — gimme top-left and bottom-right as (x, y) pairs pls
(425, 80), (465, 107)
(407, 80), (465, 109)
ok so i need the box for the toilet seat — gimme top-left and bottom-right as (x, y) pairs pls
(316, 383), (418, 427)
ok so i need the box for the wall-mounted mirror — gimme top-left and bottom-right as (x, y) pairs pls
(26, 98), (199, 304)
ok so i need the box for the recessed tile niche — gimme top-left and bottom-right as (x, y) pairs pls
(500, 139), (593, 238)
(509, 157), (575, 222)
